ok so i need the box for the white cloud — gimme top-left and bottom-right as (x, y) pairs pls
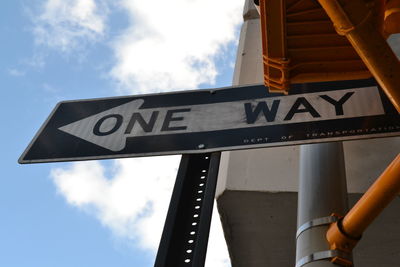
(8, 68), (25, 77)
(51, 157), (231, 266)
(45, 1), (242, 266)
(111, 0), (243, 93)
(42, 83), (60, 93)
(33, 0), (108, 51)
(31, 0), (242, 91)
(206, 208), (231, 267)
(51, 157), (178, 249)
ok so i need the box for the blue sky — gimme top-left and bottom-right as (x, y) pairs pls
(1, 0), (243, 266)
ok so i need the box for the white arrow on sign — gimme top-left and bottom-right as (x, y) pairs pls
(58, 87), (384, 151)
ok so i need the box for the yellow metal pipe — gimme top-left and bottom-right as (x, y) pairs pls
(342, 153), (400, 236)
(327, 154), (400, 252)
(385, 0), (400, 35)
(318, 0), (400, 112)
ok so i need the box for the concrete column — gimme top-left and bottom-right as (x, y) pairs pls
(216, 1), (400, 266)
(216, 2), (299, 266)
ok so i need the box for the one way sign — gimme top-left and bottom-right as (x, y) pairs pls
(19, 79), (400, 163)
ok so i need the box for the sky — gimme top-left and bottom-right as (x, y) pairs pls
(1, 0), (244, 266)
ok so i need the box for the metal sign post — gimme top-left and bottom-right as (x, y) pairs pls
(154, 152), (221, 267)
(296, 143), (350, 267)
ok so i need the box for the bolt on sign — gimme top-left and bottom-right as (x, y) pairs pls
(19, 79), (400, 163)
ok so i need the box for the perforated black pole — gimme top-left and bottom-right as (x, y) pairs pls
(154, 152), (221, 267)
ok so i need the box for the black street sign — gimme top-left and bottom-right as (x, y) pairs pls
(19, 79), (400, 163)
